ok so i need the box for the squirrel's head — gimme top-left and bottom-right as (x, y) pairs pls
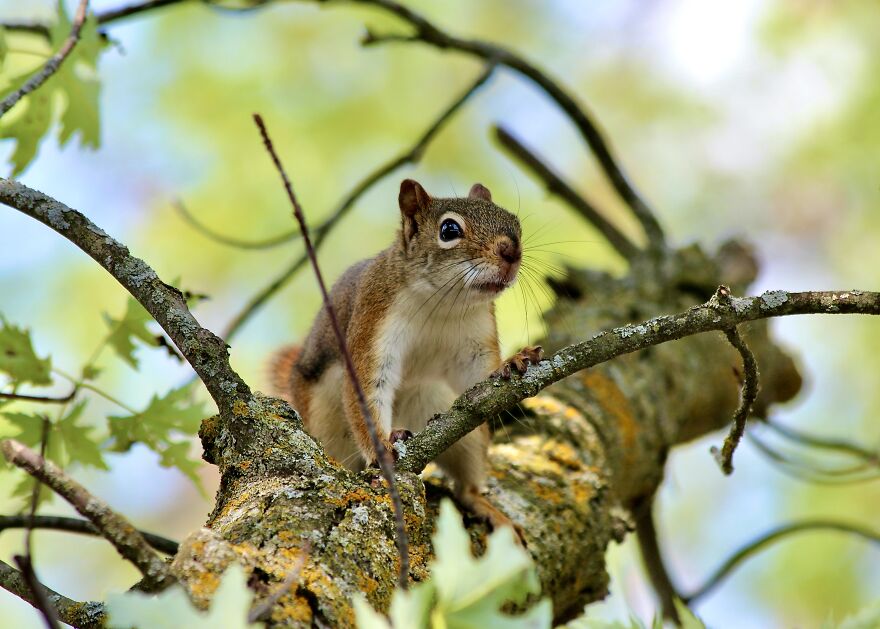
(398, 179), (522, 302)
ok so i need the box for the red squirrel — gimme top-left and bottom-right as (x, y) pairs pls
(270, 179), (542, 530)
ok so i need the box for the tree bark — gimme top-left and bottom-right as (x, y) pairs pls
(169, 241), (801, 627)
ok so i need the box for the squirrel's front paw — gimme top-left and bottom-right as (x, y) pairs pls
(492, 345), (544, 379)
(389, 428), (414, 462)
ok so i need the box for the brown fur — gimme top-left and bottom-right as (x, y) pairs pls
(268, 179), (525, 529)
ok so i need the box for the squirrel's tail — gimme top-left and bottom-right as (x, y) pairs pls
(267, 344), (301, 403)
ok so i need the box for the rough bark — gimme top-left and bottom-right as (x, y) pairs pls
(168, 241), (801, 627)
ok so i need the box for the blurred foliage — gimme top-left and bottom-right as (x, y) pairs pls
(0, 0), (878, 627)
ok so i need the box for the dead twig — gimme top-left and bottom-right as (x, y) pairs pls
(253, 113), (410, 590)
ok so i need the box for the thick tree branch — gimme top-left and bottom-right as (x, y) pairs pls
(0, 0), (90, 119)
(0, 178), (254, 416)
(398, 288), (880, 473)
(353, 0), (666, 253)
(493, 124), (639, 260)
(0, 560), (106, 629)
(0, 439), (174, 590)
(224, 64), (496, 340)
(684, 520), (880, 603)
(0, 515), (179, 555)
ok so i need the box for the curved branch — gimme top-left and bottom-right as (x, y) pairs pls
(0, 177), (254, 416)
(0, 560), (105, 629)
(0, 389), (76, 404)
(354, 0), (666, 252)
(398, 287), (880, 474)
(0, 0), (90, 119)
(684, 520), (880, 603)
(223, 63), (496, 340)
(0, 439), (174, 590)
(493, 124), (639, 260)
(172, 199), (301, 250)
(0, 515), (179, 555)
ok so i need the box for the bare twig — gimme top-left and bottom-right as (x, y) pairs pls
(247, 541), (310, 623)
(684, 520), (880, 603)
(765, 418), (880, 462)
(96, 0), (182, 24)
(0, 439), (174, 590)
(0, 0), (90, 119)
(633, 497), (681, 622)
(0, 560), (106, 629)
(747, 432), (880, 485)
(710, 293), (760, 474)
(0, 514), (179, 555)
(14, 417), (61, 629)
(397, 288), (880, 474)
(493, 124), (639, 260)
(223, 64), (496, 340)
(253, 113), (410, 590)
(0, 389), (76, 404)
(0, 177), (254, 417)
(351, 0), (666, 253)
(172, 198), (301, 250)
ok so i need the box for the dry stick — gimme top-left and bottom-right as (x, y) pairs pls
(0, 0), (90, 119)
(684, 520), (880, 603)
(0, 177), (255, 417)
(493, 124), (639, 260)
(0, 439), (174, 590)
(223, 64), (496, 340)
(14, 418), (61, 629)
(0, 560), (106, 629)
(252, 114), (410, 590)
(352, 0), (666, 253)
(711, 321), (760, 474)
(396, 287), (880, 474)
(172, 198), (301, 250)
(0, 515), (180, 555)
(0, 389), (77, 404)
(247, 541), (310, 623)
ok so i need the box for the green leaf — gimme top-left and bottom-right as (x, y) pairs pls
(158, 440), (205, 494)
(387, 581), (434, 628)
(0, 317), (52, 386)
(0, 27), (7, 71)
(106, 563), (262, 629)
(109, 384), (205, 452)
(838, 599), (880, 629)
(103, 297), (159, 369)
(352, 594), (392, 629)
(674, 599), (706, 629)
(57, 401), (108, 470)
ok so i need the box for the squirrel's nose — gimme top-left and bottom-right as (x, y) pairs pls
(496, 238), (521, 264)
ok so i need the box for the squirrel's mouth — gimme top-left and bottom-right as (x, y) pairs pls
(473, 278), (511, 294)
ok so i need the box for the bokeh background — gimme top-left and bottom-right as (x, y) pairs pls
(1, 0), (878, 626)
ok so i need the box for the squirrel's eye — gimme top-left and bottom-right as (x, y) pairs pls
(439, 218), (463, 242)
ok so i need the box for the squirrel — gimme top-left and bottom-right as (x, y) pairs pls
(269, 179), (543, 532)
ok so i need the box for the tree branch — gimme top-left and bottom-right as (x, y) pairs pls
(172, 198), (301, 250)
(223, 64), (496, 340)
(633, 497), (681, 622)
(0, 515), (179, 555)
(0, 439), (174, 590)
(493, 124), (639, 260)
(0, 177), (254, 417)
(0, 560), (106, 629)
(0, 0), (90, 119)
(397, 288), (880, 474)
(0, 389), (76, 404)
(684, 520), (880, 603)
(353, 0), (667, 253)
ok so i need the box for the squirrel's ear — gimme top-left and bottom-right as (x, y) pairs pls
(468, 183), (492, 202)
(399, 179), (430, 245)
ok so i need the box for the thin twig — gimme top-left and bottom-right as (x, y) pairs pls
(710, 304), (760, 474)
(633, 496), (681, 622)
(253, 113), (410, 590)
(223, 65), (496, 340)
(396, 288), (880, 474)
(0, 0), (90, 119)
(765, 418), (880, 462)
(352, 0), (667, 253)
(0, 514), (179, 555)
(747, 432), (880, 485)
(0, 177), (255, 417)
(493, 124), (639, 260)
(247, 541), (310, 623)
(684, 520), (880, 603)
(14, 417), (61, 629)
(96, 0), (182, 24)
(0, 560), (106, 629)
(0, 389), (77, 404)
(172, 198), (301, 250)
(0, 439), (174, 590)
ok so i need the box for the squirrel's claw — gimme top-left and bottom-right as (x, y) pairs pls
(493, 345), (544, 379)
